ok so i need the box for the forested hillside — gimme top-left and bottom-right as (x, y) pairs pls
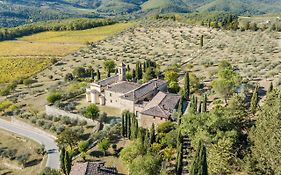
(0, 0), (281, 27)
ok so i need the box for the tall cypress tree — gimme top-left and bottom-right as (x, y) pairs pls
(135, 62), (143, 80)
(127, 112), (131, 139)
(60, 147), (66, 175)
(97, 69), (101, 81)
(121, 114), (125, 137)
(125, 112), (128, 137)
(250, 85), (259, 114)
(183, 72), (190, 100)
(178, 96), (183, 116)
(195, 96), (198, 112)
(200, 35), (204, 48)
(176, 143), (183, 175)
(190, 140), (208, 175)
(107, 69), (110, 78)
(132, 69), (136, 81)
(202, 94), (207, 112)
(64, 151), (72, 175)
(198, 100), (202, 113)
(150, 123), (156, 145)
(144, 130), (150, 151)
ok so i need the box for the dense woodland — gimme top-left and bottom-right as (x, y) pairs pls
(0, 18), (116, 41)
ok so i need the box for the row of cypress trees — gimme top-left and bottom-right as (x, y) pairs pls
(121, 110), (139, 140)
(60, 147), (72, 175)
(189, 94), (208, 113)
(121, 110), (157, 153)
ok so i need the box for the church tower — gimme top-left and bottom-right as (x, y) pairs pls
(118, 62), (126, 81)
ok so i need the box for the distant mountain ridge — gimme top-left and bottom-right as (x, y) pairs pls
(0, 0), (281, 27)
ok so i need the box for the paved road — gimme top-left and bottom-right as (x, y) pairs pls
(0, 118), (60, 169)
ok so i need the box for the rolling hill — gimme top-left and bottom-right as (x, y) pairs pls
(0, 0), (281, 27)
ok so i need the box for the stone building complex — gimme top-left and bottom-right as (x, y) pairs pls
(86, 63), (181, 128)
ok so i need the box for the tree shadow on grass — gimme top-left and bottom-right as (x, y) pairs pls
(89, 150), (103, 158)
(25, 158), (42, 167)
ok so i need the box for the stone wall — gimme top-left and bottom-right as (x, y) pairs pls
(45, 105), (95, 125)
(139, 114), (168, 129)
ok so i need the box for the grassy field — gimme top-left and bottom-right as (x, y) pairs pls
(19, 22), (135, 44)
(0, 129), (45, 175)
(0, 22), (135, 83)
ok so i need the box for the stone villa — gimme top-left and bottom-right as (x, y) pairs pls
(70, 161), (118, 175)
(86, 63), (181, 128)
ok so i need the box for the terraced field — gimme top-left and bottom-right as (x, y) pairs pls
(0, 22), (135, 83)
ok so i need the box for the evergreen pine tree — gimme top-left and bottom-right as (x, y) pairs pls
(250, 85), (259, 114)
(64, 151), (72, 175)
(60, 147), (66, 175)
(190, 140), (208, 175)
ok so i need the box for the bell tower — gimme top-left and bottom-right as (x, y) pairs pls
(118, 62), (126, 81)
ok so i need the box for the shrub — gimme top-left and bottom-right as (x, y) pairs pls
(78, 140), (89, 153)
(53, 116), (60, 122)
(55, 125), (65, 134)
(37, 119), (45, 127)
(61, 116), (71, 125)
(47, 92), (62, 104)
(35, 145), (46, 155)
(30, 117), (37, 124)
(16, 153), (30, 167)
(70, 119), (78, 126)
(78, 120), (87, 126)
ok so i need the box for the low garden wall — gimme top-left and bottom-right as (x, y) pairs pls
(45, 105), (95, 125)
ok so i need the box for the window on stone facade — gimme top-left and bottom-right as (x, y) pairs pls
(161, 117), (163, 120)
(153, 116), (155, 119)
(110, 93), (112, 97)
(110, 100), (112, 103)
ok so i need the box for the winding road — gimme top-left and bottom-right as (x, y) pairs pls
(0, 118), (60, 169)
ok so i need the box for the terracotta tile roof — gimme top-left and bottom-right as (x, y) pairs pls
(121, 79), (167, 101)
(70, 161), (118, 175)
(95, 75), (119, 87)
(141, 91), (181, 119)
(107, 81), (141, 94)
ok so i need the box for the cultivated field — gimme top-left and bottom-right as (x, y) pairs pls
(0, 22), (135, 83)
(0, 57), (51, 83)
